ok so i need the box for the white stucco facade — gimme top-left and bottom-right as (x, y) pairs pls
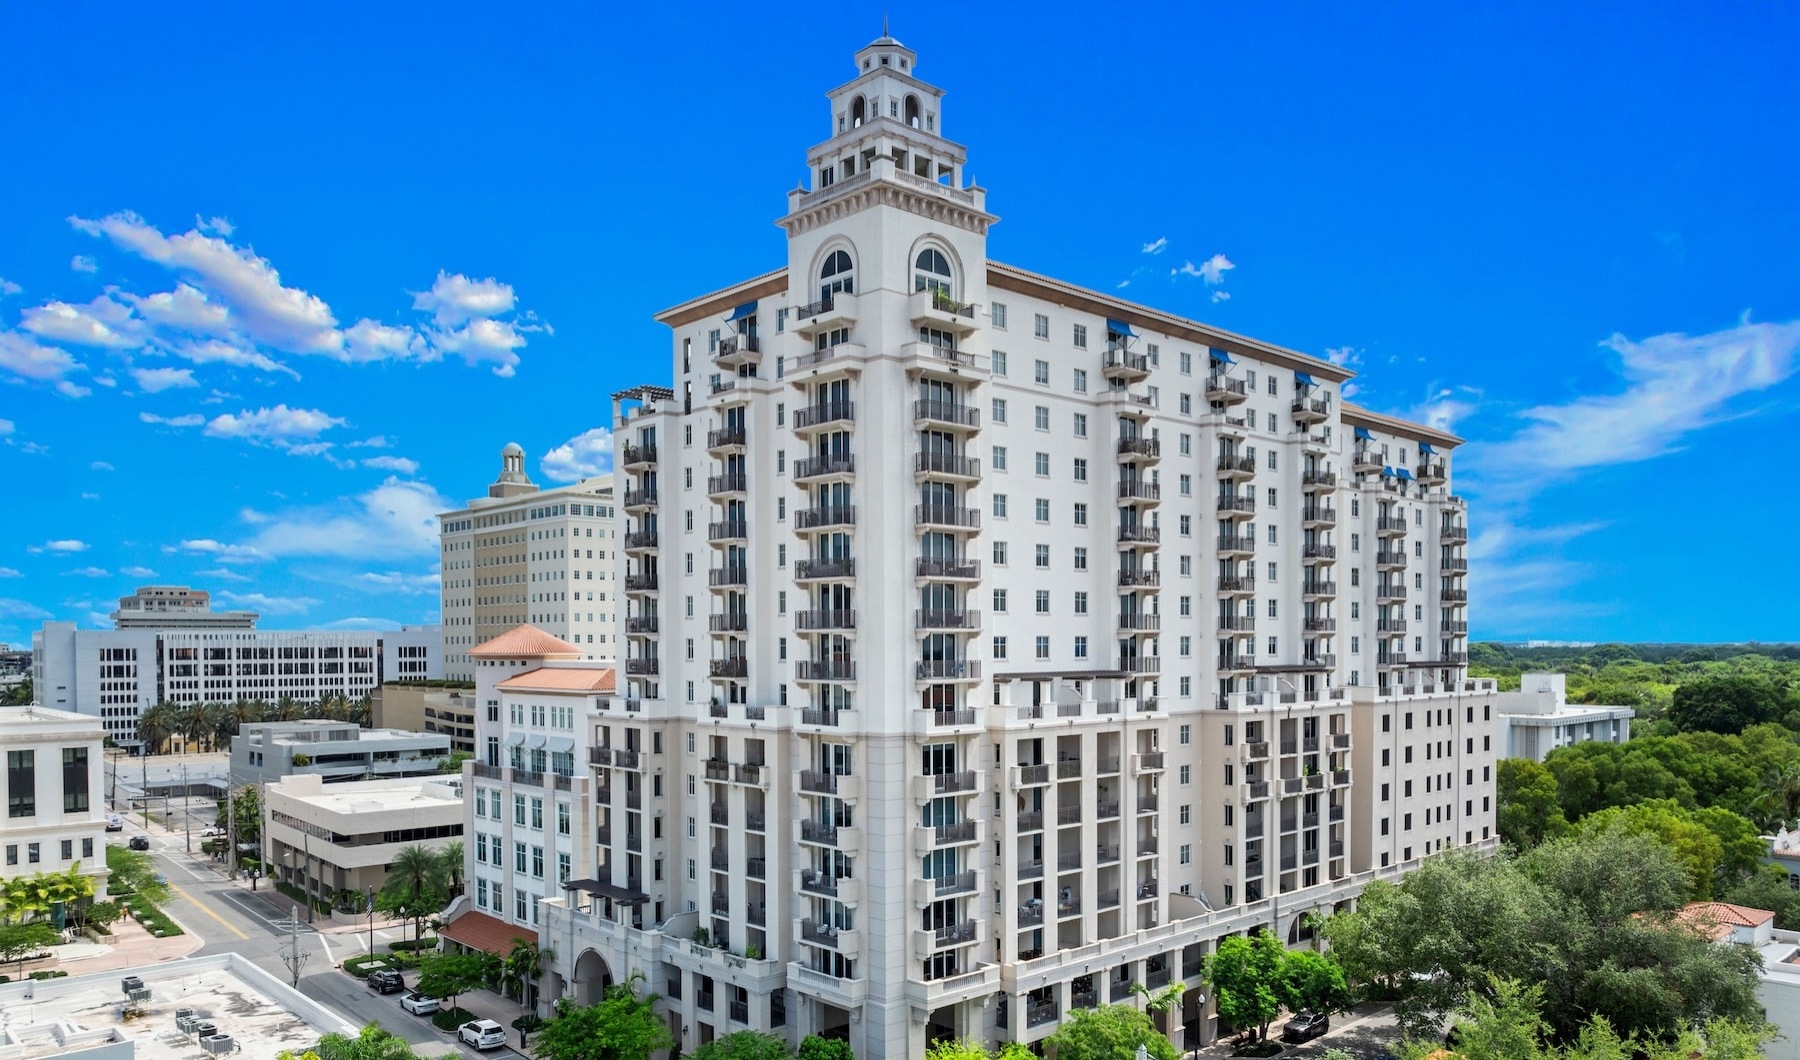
(0, 706), (110, 899)
(1497, 672), (1633, 761)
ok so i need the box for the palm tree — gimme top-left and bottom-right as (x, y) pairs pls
(504, 939), (551, 1015)
(1769, 762), (1800, 829)
(437, 842), (465, 897)
(176, 702), (212, 753)
(273, 695), (303, 722)
(384, 845), (446, 943)
(312, 1023), (419, 1060)
(348, 694), (372, 727)
(1132, 979), (1186, 1037)
(137, 701), (177, 754)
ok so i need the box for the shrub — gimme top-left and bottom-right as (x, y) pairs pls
(128, 898), (183, 937)
(432, 1006), (475, 1032)
(343, 953), (393, 978)
(388, 936), (440, 952)
(28, 970), (68, 980)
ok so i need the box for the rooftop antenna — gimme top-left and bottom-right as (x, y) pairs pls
(883, 10), (889, 37)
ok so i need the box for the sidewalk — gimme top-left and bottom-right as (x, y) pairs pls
(14, 914), (201, 979)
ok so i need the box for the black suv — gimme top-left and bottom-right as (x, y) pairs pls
(1282, 1012), (1330, 1043)
(367, 969), (405, 994)
(128, 835), (151, 851)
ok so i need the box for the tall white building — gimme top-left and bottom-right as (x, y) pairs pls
(0, 706), (110, 899)
(525, 35), (1496, 1059)
(438, 443), (619, 681)
(110, 585), (258, 630)
(32, 619), (441, 747)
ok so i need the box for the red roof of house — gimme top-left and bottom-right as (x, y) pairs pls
(496, 666), (617, 694)
(470, 625), (583, 660)
(1676, 901), (1775, 941)
(441, 909), (537, 955)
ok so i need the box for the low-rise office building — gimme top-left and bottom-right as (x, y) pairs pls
(1497, 672), (1633, 761)
(0, 705), (110, 898)
(371, 682), (478, 755)
(229, 720), (452, 787)
(265, 774), (464, 908)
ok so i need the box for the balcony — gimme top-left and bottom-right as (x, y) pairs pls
(1243, 741), (1270, 762)
(792, 341), (866, 372)
(1376, 550), (1407, 570)
(799, 769), (844, 795)
(708, 658), (748, 679)
(915, 609), (980, 630)
(1442, 557), (1469, 572)
(800, 870), (844, 898)
(714, 334), (761, 370)
(1303, 469), (1338, 489)
(1353, 446), (1383, 471)
(705, 425), (747, 453)
(707, 472), (748, 497)
(1217, 574), (1257, 595)
(1417, 461), (1447, 484)
(1218, 653), (1255, 673)
(624, 571), (659, 593)
(926, 771), (978, 795)
(708, 519), (748, 543)
(1302, 506), (1338, 527)
(1218, 613), (1257, 633)
(625, 615), (660, 636)
(1377, 585), (1407, 602)
(1013, 763), (1051, 788)
(1019, 859), (1045, 880)
(1027, 1000), (1062, 1028)
(795, 660), (856, 683)
(1443, 523), (1469, 543)
(799, 821), (843, 846)
(1376, 617), (1408, 633)
(1117, 568), (1160, 588)
(790, 291), (855, 334)
(1133, 751), (1165, 772)
(1116, 435), (1161, 461)
(620, 443), (657, 469)
(795, 557), (855, 582)
(913, 400), (980, 430)
(800, 707), (845, 727)
(1218, 494), (1256, 517)
(625, 658), (659, 676)
(1442, 620), (1469, 634)
(1121, 656), (1161, 676)
(1377, 516), (1408, 537)
(1116, 612), (1160, 632)
(623, 530), (659, 553)
(1102, 346), (1150, 382)
(709, 613), (748, 633)
(796, 504), (856, 530)
(1117, 526), (1160, 547)
(793, 401), (856, 432)
(800, 922), (855, 952)
(794, 454), (856, 483)
(1442, 589), (1469, 604)
(1117, 480), (1161, 504)
(924, 822), (980, 849)
(1303, 654), (1337, 669)
(1216, 534), (1256, 557)
(914, 451), (981, 480)
(916, 556), (980, 580)
(1377, 652), (1408, 667)
(1205, 374), (1248, 404)
(915, 504), (981, 531)
(708, 565), (748, 588)
(1291, 397), (1330, 423)
(797, 609), (857, 631)
(916, 659), (980, 681)
(1303, 617), (1336, 633)
(622, 487), (657, 511)
(910, 288), (980, 333)
(1302, 580), (1337, 599)
(1217, 453), (1257, 479)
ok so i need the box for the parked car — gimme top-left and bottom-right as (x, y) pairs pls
(128, 835), (151, 851)
(398, 990), (440, 1015)
(105, 814), (125, 832)
(459, 1019), (507, 1051)
(366, 969), (404, 994)
(1282, 1012), (1331, 1043)
(200, 826), (224, 838)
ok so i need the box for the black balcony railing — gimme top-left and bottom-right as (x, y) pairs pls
(796, 504), (856, 529)
(794, 455), (856, 481)
(913, 400), (980, 428)
(794, 401), (856, 430)
(915, 504), (980, 529)
(914, 451), (981, 477)
(795, 557), (854, 580)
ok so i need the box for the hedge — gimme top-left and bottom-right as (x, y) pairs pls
(28, 970), (68, 980)
(389, 936), (439, 953)
(124, 897), (183, 937)
(431, 1006), (475, 1033)
(343, 953), (393, 979)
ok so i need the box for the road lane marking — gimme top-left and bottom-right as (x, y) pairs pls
(168, 882), (249, 940)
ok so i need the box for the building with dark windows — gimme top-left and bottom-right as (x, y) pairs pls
(0, 705), (109, 899)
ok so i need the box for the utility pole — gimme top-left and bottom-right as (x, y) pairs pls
(366, 885), (375, 957)
(226, 781), (236, 872)
(182, 764), (191, 853)
(302, 828), (313, 924)
(279, 904), (309, 987)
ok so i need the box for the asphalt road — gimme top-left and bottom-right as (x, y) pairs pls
(138, 824), (510, 1056)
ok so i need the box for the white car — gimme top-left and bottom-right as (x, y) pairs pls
(200, 826), (224, 838)
(398, 990), (440, 1015)
(458, 1019), (506, 1050)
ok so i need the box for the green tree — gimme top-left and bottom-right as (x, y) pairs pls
(694, 1031), (795, 1060)
(503, 938), (550, 1015)
(796, 1036), (854, 1060)
(1205, 932), (1285, 1041)
(0, 921), (59, 978)
(1042, 1004), (1178, 1060)
(378, 845), (448, 942)
(1497, 758), (1570, 849)
(438, 750), (473, 774)
(215, 785), (263, 852)
(309, 1023), (420, 1060)
(1722, 863), (1800, 930)
(136, 701), (177, 755)
(1669, 673), (1784, 734)
(437, 842), (464, 897)
(535, 977), (674, 1060)
(1276, 949), (1350, 1018)
(105, 844), (170, 904)
(415, 951), (494, 1012)
(0, 678), (32, 706)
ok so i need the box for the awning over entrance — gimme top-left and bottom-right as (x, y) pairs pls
(563, 878), (650, 906)
(440, 909), (537, 956)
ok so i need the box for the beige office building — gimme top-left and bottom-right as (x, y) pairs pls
(265, 774), (464, 906)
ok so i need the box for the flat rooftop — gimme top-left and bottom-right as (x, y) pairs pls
(272, 775), (461, 813)
(0, 953), (354, 1060)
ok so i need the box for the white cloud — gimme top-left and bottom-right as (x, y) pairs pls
(1141, 237), (1168, 256)
(1405, 386), (1480, 434)
(1342, 382), (1361, 399)
(172, 337), (294, 376)
(216, 590), (320, 615)
(195, 215), (234, 236)
(0, 279), (22, 297)
(0, 567), (20, 578)
(0, 599), (51, 621)
(355, 570), (441, 595)
(140, 411), (205, 428)
(432, 317), (525, 377)
(37, 539), (89, 553)
(362, 455), (420, 475)
(0, 419), (11, 436)
(70, 255), (98, 274)
(204, 404), (345, 443)
(0, 331), (83, 383)
(66, 566), (110, 577)
(56, 380), (92, 399)
(1115, 280), (1131, 289)
(343, 319), (425, 364)
(1211, 291), (1231, 303)
(1325, 346), (1362, 369)
(541, 427), (615, 482)
(194, 566), (251, 582)
(90, 461), (114, 471)
(413, 271), (517, 326)
(169, 538), (270, 563)
(286, 441), (337, 458)
(120, 565), (157, 578)
(348, 436), (390, 449)
(130, 284), (231, 336)
(241, 478), (451, 560)
(81, 492), (99, 500)
(132, 366), (198, 393)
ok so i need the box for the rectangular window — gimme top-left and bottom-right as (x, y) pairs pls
(1074, 636), (1088, 659)
(1073, 503), (1088, 526)
(62, 747), (89, 813)
(1035, 543), (1050, 567)
(1035, 499), (1050, 523)
(1034, 405), (1050, 430)
(992, 302), (1008, 329)
(1072, 323), (1088, 348)
(1073, 369), (1088, 394)
(1034, 636), (1050, 659)
(992, 350), (1008, 376)
(1034, 313), (1050, 339)
(992, 445), (1007, 471)
(7, 751), (34, 818)
(1034, 359), (1050, 385)
(1035, 452), (1050, 476)
(1073, 547), (1087, 570)
(993, 493), (1008, 518)
(992, 398), (1007, 423)
(1035, 590), (1050, 614)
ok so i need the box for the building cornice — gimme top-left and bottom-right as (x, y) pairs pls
(781, 172), (994, 240)
(654, 269), (790, 329)
(1340, 402), (1465, 449)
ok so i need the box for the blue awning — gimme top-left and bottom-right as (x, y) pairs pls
(505, 732), (526, 747)
(1354, 426), (1373, 441)
(1419, 443), (1436, 456)
(1106, 318), (1136, 338)
(1295, 372), (1317, 388)
(1396, 468), (1414, 481)
(725, 300), (757, 322)
(1381, 466), (1395, 478)
(1209, 347), (1234, 365)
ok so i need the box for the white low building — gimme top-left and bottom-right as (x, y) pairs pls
(229, 720), (453, 787)
(1496, 672), (1633, 761)
(0, 705), (110, 899)
(265, 774), (464, 908)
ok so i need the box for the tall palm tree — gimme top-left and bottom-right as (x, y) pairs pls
(1132, 980), (1186, 1036)
(437, 842), (465, 897)
(137, 701), (177, 754)
(1769, 761), (1800, 829)
(384, 845), (446, 942)
(504, 939), (551, 1015)
(349, 694), (372, 727)
(274, 695), (302, 722)
(176, 702), (212, 753)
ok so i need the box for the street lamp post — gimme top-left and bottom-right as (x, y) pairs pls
(302, 829), (314, 924)
(366, 886), (376, 957)
(182, 764), (191, 853)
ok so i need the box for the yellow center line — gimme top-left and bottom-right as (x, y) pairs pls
(168, 882), (249, 940)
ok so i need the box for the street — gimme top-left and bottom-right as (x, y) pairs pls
(132, 821), (517, 1057)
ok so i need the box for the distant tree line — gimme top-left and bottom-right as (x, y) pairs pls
(134, 694), (372, 754)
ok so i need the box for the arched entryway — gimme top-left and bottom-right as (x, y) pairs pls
(573, 948), (614, 1006)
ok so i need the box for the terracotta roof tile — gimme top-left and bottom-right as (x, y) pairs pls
(496, 666), (617, 694)
(470, 624), (583, 660)
(1676, 901), (1775, 941)
(441, 909), (537, 956)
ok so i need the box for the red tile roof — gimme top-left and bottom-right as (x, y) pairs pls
(441, 909), (537, 955)
(1676, 901), (1775, 941)
(470, 625), (583, 660)
(496, 666), (617, 694)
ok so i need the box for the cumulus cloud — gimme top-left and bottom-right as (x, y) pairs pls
(432, 317), (526, 377)
(91, 461), (114, 471)
(132, 366), (198, 393)
(362, 455), (420, 475)
(240, 478), (451, 560)
(66, 566), (110, 577)
(413, 271), (516, 326)
(194, 566), (251, 582)
(348, 436), (390, 449)
(32, 539), (89, 554)
(0, 331), (83, 383)
(1173, 253), (1236, 285)
(541, 427), (615, 481)
(343, 319), (425, 364)
(172, 337), (293, 376)
(120, 565), (157, 578)
(167, 538), (270, 563)
(355, 570), (441, 595)
(203, 404), (345, 443)
(140, 411), (205, 428)
(0, 278), (21, 297)
(1324, 346), (1363, 370)
(1407, 386), (1480, 434)
(1211, 291), (1231, 303)
(0, 599), (51, 621)
(70, 255), (98, 273)
(215, 591), (319, 616)
(195, 215), (234, 236)
(0, 567), (20, 578)
(1141, 237), (1168, 255)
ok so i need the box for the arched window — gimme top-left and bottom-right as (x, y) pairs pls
(851, 97), (866, 128)
(914, 247), (953, 296)
(905, 95), (921, 129)
(820, 250), (855, 300)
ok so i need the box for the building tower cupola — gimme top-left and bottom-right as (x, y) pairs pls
(487, 441), (540, 499)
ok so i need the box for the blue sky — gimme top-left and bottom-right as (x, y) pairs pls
(1, 3), (1796, 645)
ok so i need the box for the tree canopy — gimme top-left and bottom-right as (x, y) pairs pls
(1205, 932), (1285, 1041)
(535, 979), (673, 1060)
(1042, 1004), (1179, 1060)
(693, 1032), (795, 1060)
